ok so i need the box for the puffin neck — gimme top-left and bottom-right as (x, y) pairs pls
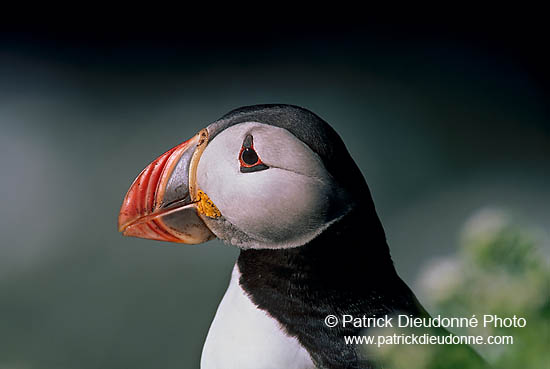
(236, 205), (412, 369)
(237, 204), (398, 295)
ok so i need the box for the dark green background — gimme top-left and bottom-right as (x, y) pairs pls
(1, 26), (548, 368)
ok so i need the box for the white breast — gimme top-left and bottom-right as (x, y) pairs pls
(201, 265), (316, 369)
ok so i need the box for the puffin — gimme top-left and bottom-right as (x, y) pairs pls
(118, 105), (483, 369)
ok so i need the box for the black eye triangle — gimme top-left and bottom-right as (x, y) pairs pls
(239, 134), (269, 173)
(243, 134), (253, 149)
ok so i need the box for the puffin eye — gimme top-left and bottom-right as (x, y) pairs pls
(239, 134), (269, 173)
(241, 148), (259, 165)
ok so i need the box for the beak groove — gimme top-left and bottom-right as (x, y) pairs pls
(118, 129), (215, 244)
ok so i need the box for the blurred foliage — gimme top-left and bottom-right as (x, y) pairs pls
(364, 209), (550, 369)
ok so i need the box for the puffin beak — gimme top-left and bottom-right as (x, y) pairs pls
(118, 129), (215, 244)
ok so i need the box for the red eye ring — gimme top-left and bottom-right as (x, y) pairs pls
(239, 146), (263, 167)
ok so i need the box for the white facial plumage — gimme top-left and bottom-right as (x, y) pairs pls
(196, 122), (351, 249)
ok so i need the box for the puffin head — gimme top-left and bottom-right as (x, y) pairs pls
(118, 104), (376, 249)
